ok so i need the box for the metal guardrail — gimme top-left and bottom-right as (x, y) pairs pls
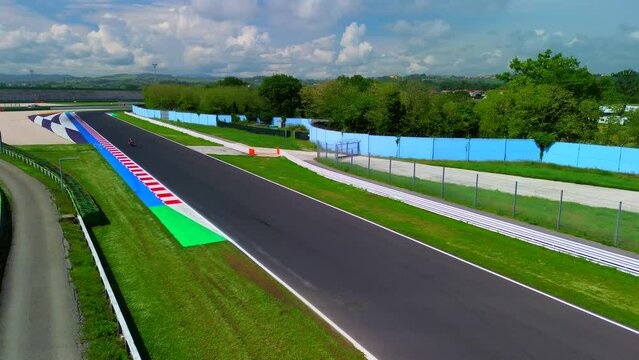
(0, 187), (7, 241)
(0, 144), (139, 358)
(77, 215), (141, 360)
(283, 152), (639, 276)
(0, 144), (102, 225)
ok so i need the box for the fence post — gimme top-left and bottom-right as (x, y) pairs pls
(431, 138), (436, 160)
(388, 158), (392, 183)
(557, 190), (564, 229)
(368, 153), (371, 177)
(474, 173), (479, 208)
(614, 201), (622, 245)
(316, 141), (320, 159)
(324, 142), (328, 159)
(349, 153), (353, 171)
(412, 161), (416, 190)
(512, 181), (518, 217)
(617, 147), (623, 172)
(441, 167), (446, 198)
(503, 138), (507, 161)
(466, 138), (471, 161)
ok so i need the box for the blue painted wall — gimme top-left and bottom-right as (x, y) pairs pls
(132, 106), (639, 174)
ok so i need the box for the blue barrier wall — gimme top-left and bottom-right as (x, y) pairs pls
(505, 139), (540, 162)
(620, 148), (639, 174)
(399, 136), (434, 159)
(131, 106), (639, 174)
(577, 144), (622, 171)
(468, 139), (506, 161)
(543, 142), (581, 167)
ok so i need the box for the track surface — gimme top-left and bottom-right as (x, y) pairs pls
(0, 160), (82, 360)
(81, 111), (639, 359)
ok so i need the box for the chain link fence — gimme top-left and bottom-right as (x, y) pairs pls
(320, 153), (639, 254)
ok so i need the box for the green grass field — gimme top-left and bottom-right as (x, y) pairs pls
(417, 160), (639, 191)
(7, 145), (362, 359)
(116, 112), (316, 151)
(218, 155), (639, 331)
(320, 159), (639, 253)
(110, 113), (221, 146)
(1, 147), (127, 359)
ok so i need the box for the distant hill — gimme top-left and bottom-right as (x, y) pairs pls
(0, 73), (502, 91)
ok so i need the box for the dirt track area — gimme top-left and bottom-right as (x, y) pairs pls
(0, 111), (71, 145)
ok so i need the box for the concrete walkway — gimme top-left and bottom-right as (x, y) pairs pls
(0, 160), (82, 360)
(298, 152), (639, 213)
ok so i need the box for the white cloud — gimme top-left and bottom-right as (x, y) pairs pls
(630, 31), (639, 40)
(266, 0), (359, 29)
(191, 0), (259, 20)
(336, 22), (372, 65)
(566, 37), (581, 46)
(225, 25), (270, 55)
(533, 29), (545, 36)
(390, 19), (451, 38)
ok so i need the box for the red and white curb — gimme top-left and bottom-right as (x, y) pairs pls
(72, 113), (225, 235)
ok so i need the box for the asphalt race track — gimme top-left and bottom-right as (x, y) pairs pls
(81, 111), (639, 359)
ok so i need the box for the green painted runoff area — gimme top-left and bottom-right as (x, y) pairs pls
(150, 206), (226, 246)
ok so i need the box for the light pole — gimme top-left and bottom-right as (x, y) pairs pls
(58, 157), (79, 190)
(152, 63), (158, 82)
(0, 130), (3, 153)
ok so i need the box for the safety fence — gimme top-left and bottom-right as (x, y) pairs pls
(132, 105), (311, 139)
(0, 186), (8, 274)
(319, 153), (639, 254)
(0, 143), (103, 225)
(312, 128), (639, 174)
(284, 151), (639, 276)
(0, 142), (140, 359)
(218, 121), (290, 137)
(134, 106), (639, 174)
(0, 188), (6, 238)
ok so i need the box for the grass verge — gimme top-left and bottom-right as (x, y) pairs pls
(110, 112), (221, 146)
(319, 159), (639, 253)
(13, 144), (363, 359)
(218, 155), (639, 331)
(117, 112), (315, 150)
(0, 146), (127, 359)
(417, 160), (639, 191)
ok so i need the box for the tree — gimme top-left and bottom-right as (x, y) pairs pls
(214, 77), (248, 87)
(476, 84), (597, 142)
(367, 83), (406, 135)
(612, 69), (639, 102)
(498, 49), (600, 99)
(258, 74), (302, 117)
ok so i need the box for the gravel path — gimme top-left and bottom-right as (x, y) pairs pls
(0, 159), (82, 360)
(303, 152), (639, 213)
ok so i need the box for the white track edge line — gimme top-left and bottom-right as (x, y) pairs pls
(92, 111), (377, 359)
(213, 155), (639, 337)
(125, 110), (639, 336)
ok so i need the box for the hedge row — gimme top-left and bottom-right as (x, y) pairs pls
(0, 144), (103, 225)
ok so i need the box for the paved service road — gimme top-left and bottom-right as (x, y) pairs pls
(0, 160), (82, 360)
(81, 111), (639, 360)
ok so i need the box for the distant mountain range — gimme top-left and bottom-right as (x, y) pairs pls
(0, 73), (502, 91)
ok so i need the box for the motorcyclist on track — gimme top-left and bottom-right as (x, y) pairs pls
(128, 137), (136, 147)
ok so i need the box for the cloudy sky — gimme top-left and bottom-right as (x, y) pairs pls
(1, 0), (638, 78)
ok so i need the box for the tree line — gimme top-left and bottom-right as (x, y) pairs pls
(142, 50), (639, 147)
